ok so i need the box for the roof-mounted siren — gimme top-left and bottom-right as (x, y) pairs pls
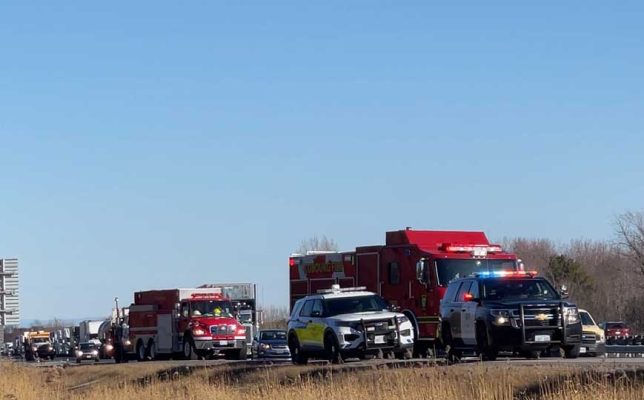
(442, 243), (503, 258)
(317, 284), (367, 294)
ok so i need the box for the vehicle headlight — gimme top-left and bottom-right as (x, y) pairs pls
(396, 315), (409, 325)
(260, 343), (271, 350)
(193, 327), (207, 336)
(32, 346), (38, 351)
(490, 309), (511, 325)
(334, 321), (362, 330)
(105, 344), (114, 351)
(124, 340), (132, 346)
(76, 351), (83, 356)
(564, 307), (580, 324)
(91, 350), (98, 356)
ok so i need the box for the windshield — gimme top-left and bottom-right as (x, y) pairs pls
(325, 295), (389, 317)
(580, 312), (594, 326)
(437, 259), (517, 286)
(481, 279), (558, 301)
(260, 331), (287, 341)
(32, 338), (48, 344)
(80, 343), (96, 351)
(191, 300), (234, 317)
(606, 322), (627, 329)
(237, 312), (252, 323)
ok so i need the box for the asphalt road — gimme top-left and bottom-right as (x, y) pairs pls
(18, 353), (644, 369)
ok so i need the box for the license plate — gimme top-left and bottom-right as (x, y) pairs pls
(535, 335), (550, 342)
(219, 340), (228, 346)
(580, 347), (587, 353)
(374, 335), (385, 344)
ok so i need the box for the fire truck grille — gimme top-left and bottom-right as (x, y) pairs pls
(210, 325), (235, 335)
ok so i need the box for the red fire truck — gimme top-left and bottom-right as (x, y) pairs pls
(127, 288), (248, 360)
(289, 228), (520, 355)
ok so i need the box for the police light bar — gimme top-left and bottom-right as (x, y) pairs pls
(474, 270), (538, 278)
(317, 284), (367, 294)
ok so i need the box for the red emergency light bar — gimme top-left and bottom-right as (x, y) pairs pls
(442, 243), (503, 253)
(190, 293), (223, 299)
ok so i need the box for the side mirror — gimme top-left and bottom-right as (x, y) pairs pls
(388, 304), (401, 312)
(560, 285), (569, 299)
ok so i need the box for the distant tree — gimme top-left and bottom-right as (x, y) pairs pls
(503, 238), (557, 271)
(546, 254), (593, 300)
(615, 211), (644, 277)
(295, 235), (338, 255)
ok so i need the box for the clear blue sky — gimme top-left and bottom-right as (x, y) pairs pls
(1, 1), (642, 322)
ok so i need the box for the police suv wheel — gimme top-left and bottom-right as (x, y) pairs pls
(324, 333), (343, 364)
(289, 335), (307, 365)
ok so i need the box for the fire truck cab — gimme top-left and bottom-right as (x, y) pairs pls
(289, 229), (519, 355)
(128, 288), (248, 361)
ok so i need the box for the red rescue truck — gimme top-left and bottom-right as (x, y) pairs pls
(289, 228), (520, 355)
(128, 288), (248, 360)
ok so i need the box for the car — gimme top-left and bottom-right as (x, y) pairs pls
(578, 309), (606, 357)
(287, 285), (414, 364)
(439, 270), (582, 361)
(601, 321), (631, 342)
(75, 342), (100, 363)
(252, 330), (291, 359)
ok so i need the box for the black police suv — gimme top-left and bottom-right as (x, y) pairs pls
(439, 271), (582, 360)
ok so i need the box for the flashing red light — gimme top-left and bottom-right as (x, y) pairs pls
(190, 293), (223, 299)
(477, 270), (538, 278)
(289, 258), (297, 267)
(442, 243), (503, 253)
(463, 293), (474, 301)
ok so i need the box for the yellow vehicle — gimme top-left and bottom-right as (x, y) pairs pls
(23, 331), (55, 361)
(578, 309), (606, 357)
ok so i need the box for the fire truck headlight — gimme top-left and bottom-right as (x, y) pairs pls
(193, 328), (207, 336)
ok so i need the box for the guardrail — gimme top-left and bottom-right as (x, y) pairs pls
(605, 345), (644, 357)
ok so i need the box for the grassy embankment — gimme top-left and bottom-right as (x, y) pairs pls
(1, 361), (643, 400)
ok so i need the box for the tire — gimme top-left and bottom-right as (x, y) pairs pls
(147, 340), (156, 361)
(441, 323), (461, 363)
(182, 337), (199, 360)
(476, 323), (498, 361)
(231, 348), (247, 360)
(324, 332), (343, 364)
(395, 348), (412, 360)
(136, 341), (147, 362)
(76, 359), (81, 364)
(288, 335), (308, 365)
(563, 344), (580, 359)
(520, 350), (540, 359)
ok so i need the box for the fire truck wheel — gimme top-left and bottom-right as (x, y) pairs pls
(324, 332), (343, 364)
(136, 341), (147, 362)
(232, 348), (247, 360)
(147, 340), (156, 361)
(183, 337), (198, 360)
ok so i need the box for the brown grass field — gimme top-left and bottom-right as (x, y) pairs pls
(1, 361), (644, 400)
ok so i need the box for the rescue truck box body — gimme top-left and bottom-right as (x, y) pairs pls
(128, 288), (247, 360)
(289, 229), (519, 347)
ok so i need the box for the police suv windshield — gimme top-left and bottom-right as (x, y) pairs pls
(437, 259), (517, 286)
(481, 279), (558, 301)
(325, 295), (389, 316)
(191, 300), (234, 317)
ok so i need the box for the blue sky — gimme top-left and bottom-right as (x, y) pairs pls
(1, 1), (642, 322)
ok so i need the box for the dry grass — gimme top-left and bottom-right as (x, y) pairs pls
(1, 361), (643, 400)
